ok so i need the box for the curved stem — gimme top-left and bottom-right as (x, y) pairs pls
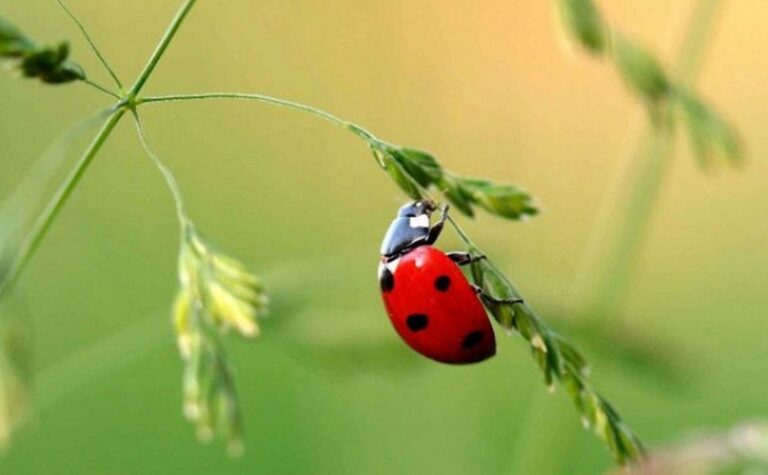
(138, 93), (382, 144)
(131, 111), (190, 227)
(445, 215), (475, 248)
(54, 0), (123, 88)
(0, 107), (125, 297)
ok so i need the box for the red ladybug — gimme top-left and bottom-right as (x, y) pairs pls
(378, 201), (521, 364)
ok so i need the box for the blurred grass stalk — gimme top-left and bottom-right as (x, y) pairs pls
(610, 422), (768, 475)
(0, 300), (32, 450)
(511, 0), (724, 472)
(569, 0), (723, 324)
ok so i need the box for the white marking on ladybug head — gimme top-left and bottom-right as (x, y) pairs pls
(409, 215), (430, 229)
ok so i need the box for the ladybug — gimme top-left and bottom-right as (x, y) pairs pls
(378, 200), (522, 364)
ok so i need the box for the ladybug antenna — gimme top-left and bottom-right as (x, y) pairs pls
(422, 199), (438, 213)
(398, 200), (437, 218)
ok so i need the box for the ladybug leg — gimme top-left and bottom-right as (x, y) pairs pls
(471, 284), (524, 306)
(447, 252), (486, 267)
(425, 204), (450, 245)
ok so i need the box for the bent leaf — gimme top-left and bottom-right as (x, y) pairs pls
(372, 142), (539, 221)
(458, 178), (538, 220)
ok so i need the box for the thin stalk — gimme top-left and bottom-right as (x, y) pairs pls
(138, 93), (381, 143)
(446, 215), (526, 296)
(128, 0), (197, 97)
(81, 78), (121, 99)
(55, 0), (124, 88)
(676, 0), (723, 82)
(569, 118), (674, 322)
(0, 108), (125, 297)
(131, 111), (190, 227)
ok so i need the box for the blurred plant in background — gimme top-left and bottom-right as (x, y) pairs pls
(0, 17), (83, 85)
(557, 0), (739, 325)
(618, 422), (768, 475)
(558, 0), (740, 168)
(511, 0), (742, 472)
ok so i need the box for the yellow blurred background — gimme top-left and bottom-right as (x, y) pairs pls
(1, 0), (767, 473)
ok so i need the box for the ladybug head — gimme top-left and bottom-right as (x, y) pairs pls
(396, 200), (436, 218)
(381, 200), (437, 259)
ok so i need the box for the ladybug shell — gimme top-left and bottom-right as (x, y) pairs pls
(378, 245), (496, 364)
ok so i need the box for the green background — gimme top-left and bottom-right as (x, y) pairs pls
(1, 0), (767, 473)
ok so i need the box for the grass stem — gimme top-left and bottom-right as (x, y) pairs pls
(131, 111), (189, 227)
(138, 93), (381, 143)
(54, 0), (123, 88)
(128, 0), (197, 98)
(81, 78), (121, 99)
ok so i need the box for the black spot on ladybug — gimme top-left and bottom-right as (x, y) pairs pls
(406, 314), (429, 332)
(461, 330), (484, 349)
(434, 275), (451, 292)
(379, 267), (395, 293)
